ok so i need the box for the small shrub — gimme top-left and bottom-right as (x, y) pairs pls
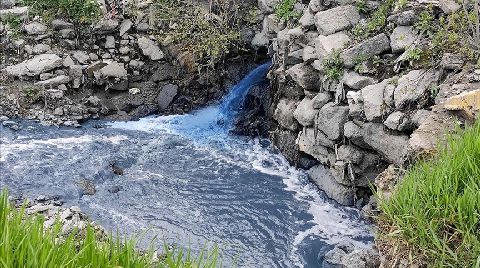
(274, 0), (301, 24)
(21, 0), (101, 24)
(1, 15), (23, 37)
(323, 50), (344, 81)
(414, 5), (436, 36)
(351, 0), (395, 41)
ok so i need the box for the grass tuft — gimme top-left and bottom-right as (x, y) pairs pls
(0, 189), (220, 267)
(378, 121), (480, 267)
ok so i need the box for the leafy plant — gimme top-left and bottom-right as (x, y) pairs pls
(323, 50), (344, 81)
(405, 47), (422, 62)
(153, 0), (241, 69)
(351, 0), (395, 41)
(378, 122), (480, 267)
(0, 189), (221, 267)
(274, 0), (301, 24)
(1, 14), (23, 37)
(21, 0), (101, 24)
(414, 5), (436, 36)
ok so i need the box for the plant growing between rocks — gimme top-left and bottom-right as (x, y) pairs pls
(21, 0), (101, 24)
(274, 0), (301, 25)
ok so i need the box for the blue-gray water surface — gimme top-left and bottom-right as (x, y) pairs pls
(0, 63), (373, 267)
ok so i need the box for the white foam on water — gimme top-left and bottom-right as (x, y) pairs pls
(0, 135), (128, 161)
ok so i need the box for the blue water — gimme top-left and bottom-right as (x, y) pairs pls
(0, 63), (373, 267)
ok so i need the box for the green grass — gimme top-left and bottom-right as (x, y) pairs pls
(0, 189), (220, 268)
(21, 0), (101, 24)
(378, 121), (480, 267)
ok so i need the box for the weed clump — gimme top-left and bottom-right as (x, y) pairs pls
(274, 0), (301, 25)
(21, 0), (101, 24)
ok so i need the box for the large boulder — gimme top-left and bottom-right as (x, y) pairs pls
(308, 165), (355, 206)
(24, 22), (47, 35)
(443, 89), (480, 120)
(297, 128), (333, 163)
(344, 121), (372, 149)
(5, 54), (62, 77)
(394, 69), (441, 110)
(340, 34), (391, 67)
(274, 99), (299, 131)
(138, 37), (164, 61)
(286, 63), (320, 90)
(93, 19), (118, 34)
(363, 123), (409, 166)
(314, 5), (360, 35)
(157, 84), (178, 111)
(293, 97), (316, 126)
(316, 103), (349, 140)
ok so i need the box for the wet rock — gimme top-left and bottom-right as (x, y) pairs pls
(341, 34), (391, 67)
(363, 123), (409, 166)
(270, 129), (299, 163)
(6, 54), (62, 77)
(308, 165), (355, 206)
(35, 75), (71, 87)
(157, 84), (178, 111)
(51, 19), (73, 30)
(286, 63), (320, 90)
(24, 22), (47, 35)
(343, 71), (376, 90)
(314, 5), (360, 35)
(394, 69), (441, 110)
(293, 97), (316, 126)
(274, 99), (299, 131)
(323, 244), (380, 268)
(389, 26), (416, 53)
(316, 103), (349, 140)
(138, 37), (164, 61)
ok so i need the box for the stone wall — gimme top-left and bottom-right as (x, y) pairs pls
(254, 0), (480, 208)
(0, 0), (260, 126)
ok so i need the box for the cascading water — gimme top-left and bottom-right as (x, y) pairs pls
(0, 63), (373, 267)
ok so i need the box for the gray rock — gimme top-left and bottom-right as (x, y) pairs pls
(32, 44), (50, 54)
(63, 56), (75, 67)
(346, 90), (363, 118)
(308, 165), (355, 205)
(363, 123), (409, 166)
(361, 80), (389, 121)
(341, 248), (380, 268)
(293, 97), (316, 126)
(299, 9), (315, 27)
(274, 99), (299, 131)
(312, 92), (331, 109)
(308, 0), (323, 13)
(439, 0), (461, 14)
(94, 19), (118, 33)
(59, 28), (75, 39)
(343, 71), (376, 90)
(5, 54), (62, 77)
(286, 63), (320, 90)
(344, 121), (371, 149)
(137, 37), (164, 61)
(39, 73), (52, 80)
(72, 51), (90, 64)
(119, 19), (133, 36)
(297, 128), (332, 163)
(0, 6), (28, 18)
(302, 46), (317, 62)
(411, 109), (431, 127)
(394, 69), (441, 110)
(263, 14), (284, 34)
(51, 19), (73, 30)
(316, 103), (349, 140)
(0, 0), (15, 8)
(35, 75), (71, 87)
(285, 49), (304, 65)
(24, 22), (47, 35)
(315, 32), (350, 60)
(314, 5), (360, 35)
(390, 26), (417, 53)
(99, 62), (127, 78)
(384, 111), (411, 131)
(258, 0), (281, 13)
(136, 22), (150, 32)
(105, 36), (115, 49)
(388, 10), (416, 26)
(157, 84), (178, 111)
(251, 31), (269, 48)
(341, 34), (391, 67)
(441, 53), (465, 70)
